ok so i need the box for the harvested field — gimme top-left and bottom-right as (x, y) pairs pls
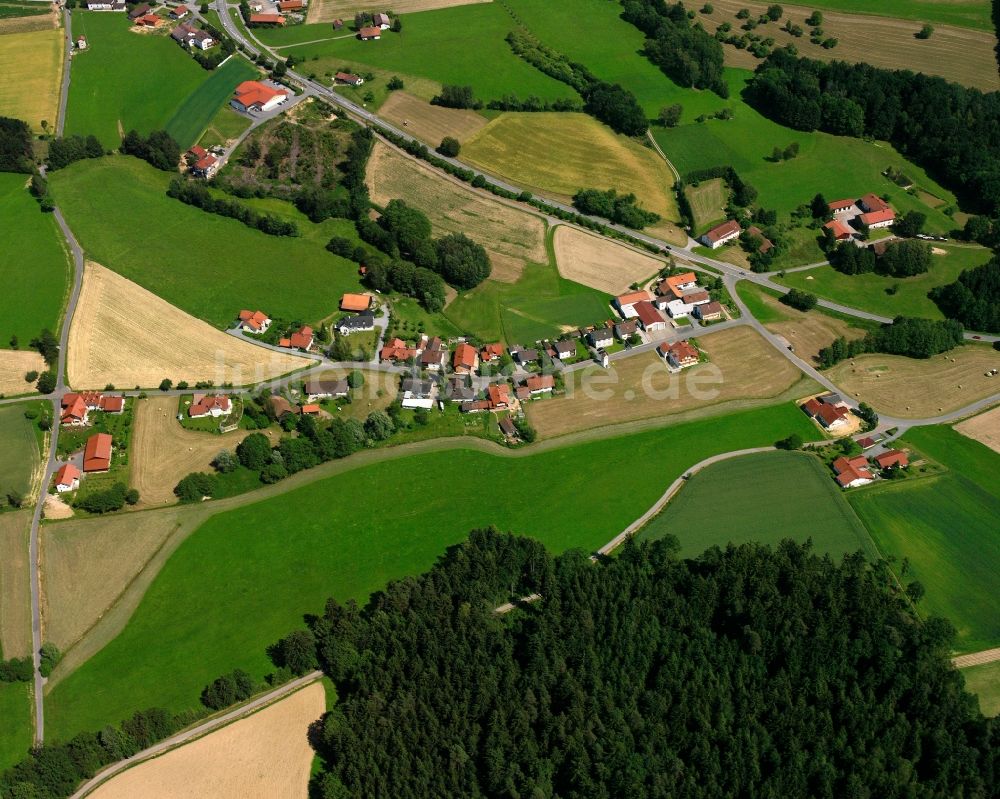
(954, 406), (1000, 455)
(88, 681), (324, 799)
(0, 28), (62, 131)
(367, 140), (547, 281)
(700, 0), (999, 92)
(67, 263), (309, 389)
(685, 178), (727, 234)
(0, 510), (32, 659)
(827, 345), (1000, 418)
(0, 349), (45, 398)
(43, 495), (74, 520)
(131, 397), (278, 508)
(553, 225), (663, 294)
(527, 326), (809, 438)
(759, 292), (868, 364)
(309, 0), (488, 22)
(378, 91), (488, 144)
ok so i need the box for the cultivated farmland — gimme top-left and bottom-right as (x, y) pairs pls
(88, 682), (325, 799)
(162, 56), (258, 150)
(0, 173), (71, 345)
(376, 91), (488, 145)
(685, 178), (728, 235)
(826, 345), (1000, 418)
(0, 349), (46, 398)
(44, 403), (818, 739)
(0, 27), (62, 131)
(954, 406), (1000, 455)
(50, 156), (367, 327)
(308, 0), (490, 23)
(767, 0), (992, 31)
(849, 425), (1000, 654)
(527, 327), (811, 438)
(639, 450), (877, 559)
(0, 509), (32, 659)
(67, 262), (310, 389)
(553, 225), (663, 294)
(367, 139), (547, 281)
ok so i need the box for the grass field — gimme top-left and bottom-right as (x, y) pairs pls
(162, 57), (258, 150)
(776, 245), (994, 322)
(65, 12), (211, 148)
(50, 156), (368, 328)
(779, 0), (992, 31)
(44, 402), (818, 740)
(0, 173), (70, 345)
(849, 425), (1000, 654)
(685, 178), (728, 234)
(0, 682), (32, 772)
(308, 0), (489, 23)
(0, 27), (62, 132)
(961, 661), (1000, 717)
(0, 509), (32, 659)
(196, 103), (251, 149)
(0, 402), (42, 501)
(640, 450), (876, 558)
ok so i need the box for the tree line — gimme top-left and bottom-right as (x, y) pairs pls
(829, 239), (933, 277)
(0, 117), (32, 173)
(167, 178), (299, 237)
(818, 316), (965, 367)
(273, 528), (998, 798)
(572, 188), (661, 229)
(930, 256), (1000, 334)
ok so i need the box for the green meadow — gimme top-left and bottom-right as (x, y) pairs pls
(49, 156), (366, 328)
(961, 661), (1000, 717)
(776, 245), (994, 321)
(0, 402), (43, 500)
(65, 12), (210, 148)
(640, 450), (877, 559)
(163, 56), (257, 149)
(790, 0), (992, 31)
(0, 683), (32, 772)
(849, 426), (1000, 654)
(0, 174), (70, 345)
(45, 403), (818, 740)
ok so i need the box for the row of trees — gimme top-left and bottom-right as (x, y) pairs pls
(829, 239), (933, 277)
(46, 134), (105, 171)
(818, 316), (965, 367)
(572, 187), (661, 229)
(167, 178), (299, 237)
(291, 528), (997, 797)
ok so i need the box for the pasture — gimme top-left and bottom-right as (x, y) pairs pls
(162, 56), (258, 150)
(685, 178), (728, 234)
(0, 403), (42, 501)
(0, 173), (71, 345)
(0, 510), (32, 659)
(826, 345), (1000, 418)
(639, 450), (877, 559)
(67, 263), (309, 389)
(88, 682), (324, 799)
(0, 682), (32, 772)
(526, 327), (812, 438)
(376, 91), (488, 144)
(64, 11), (209, 148)
(50, 156), (367, 328)
(196, 103), (251, 149)
(776, 245), (994, 322)
(0, 27), (62, 132)
(849, 425), (1000, 654)
(44, 403), (818, 740)
(961, 661), (1000, 717)
(553, 225), (664, 294)
(780, 0), (992, 31)
(954, 406), (1000, 455)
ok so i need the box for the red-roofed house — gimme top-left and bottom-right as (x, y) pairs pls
(340, 293), (372, 312)
(191, 154), (218, 177)
(487, 383), (511, 410)
(335, 71), (364, 86)
(525, 374), (554, 395)
(859, 193), (890, 213)
(658, 340), (699, 370)
(249, 12), (285, 24)
(299, 403), (321, 415)
(278, 0), (303, 9)
(656, 272), (698, 300)
(453, 343), (479, 375)
(860, 208), (895, 229)
(634, 301), (666, 332)
(380, 338), (415, 363)
(700, 219), (741, 249)
(280, 326), (313, 351)
(54, 464), (81, 493)
(99, 396), (125, 414)
(815, 403), (849, 431)
(239, 309), (271, 333)
(824, 219), (853, 241)
(170, 5), (188, 18)
(874, 449), (909, 470)
(358, 25), (381, 39)
(231, 80), (288, 113)
(60, 394), (89, 426)
(134, 13), (162, 27)
(614, 290), (652, 318)
(828, 198), (856, 213)
(832, 455), (874, 488)
(801, 397), (823, 418)
(857, 436), (877, 450)
(83, 433), (113, 473)
(480, 342), (505, 362)
(189, 394), (233, 418)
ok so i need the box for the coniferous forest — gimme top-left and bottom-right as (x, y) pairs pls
(303, 529), (998, 799)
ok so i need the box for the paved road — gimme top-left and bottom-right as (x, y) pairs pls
(56, 8), (73, 137)
(66, 670), (323, 799)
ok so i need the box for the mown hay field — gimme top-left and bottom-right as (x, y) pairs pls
(954, 406), (1000, 455)
(0, 682), (32, 772)
(377, 91), (488, 145)
(89, 681), (325, 799)
(685, 178), (728, 235)
(0, 510), (32, 659)
(0, 350), (46, 398)
(367, 139), (547, 282)
(750, 287), (869, 364)
(162, 56), (258, 150)
(0, 27), (62, 131)
(788, 0), (991, 31)
(67, 263), (309, 389)
(526, 326), (809, 438)
(826, 345), (1000, 418)
(553, 225), (663, 295)
(308, 0), (489, 22)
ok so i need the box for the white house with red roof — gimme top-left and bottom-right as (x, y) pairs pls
(54, 464), (82, 493)
(279, 326), (314, 351)
(613, 290), (652, 319)
(189, 394), (233, 418)
(832, 455), (874, 488)
(231, 81), (288, 114)
(238, 309), (271, 333)
(699, 219), (741, 249)
(658, 340), (699, 371)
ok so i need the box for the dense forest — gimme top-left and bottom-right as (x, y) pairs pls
(300, 529), (997, 799)
(930, 258), (1000, 334)
(817, 316), (965, 368)
(744, 49), (1000, 214)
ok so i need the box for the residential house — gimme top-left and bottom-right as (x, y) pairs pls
(420, 346), (446, 371)
(487, 383), (511, 410)
(828, 198), (856, 214)
(460, 399), (490, 414)
(358, 25), (381, 39)
(374, 11), (391, 28)
(135, 14), (162, 27)
(614, 290), (652, 318)
(238, 309), (271, 333)
(634, 301), (667, 332)
(268, 394), (294, 418)
(340, 293), (372, 312)
(824, 219), (853, 241)
(189, 394), (233, 418)
(860, 208), (895, 230)
(695, 301), (724, 321)
(188, 28), (216, 49)
(231, 81), (288, 113)
(480, 342), (506, 363)
(304, 378), (349, 401)
(700, 219), (741, 249)
(299, 404), (321, 415)
(170, 5), (188, 18)
(380, 337), (415, 363)
(832, 455), (874, 488)
(445, 377), (476, 402)
(552, 339), (577, 360)
(857, 436), (878, 450)
(510, 346), (538, 365)
(499, 416), (517, 439)
(335, 72), (364, 86)
(815, 403), (850, 431)
(588, 328), (614, 350)
(659, 340), (699, 370)
(60, 394), (89, 426)
(746, 226), (773, 254)
(874, 450), (909, 470)
(819, 392), (846, 407)
(656, 272), (698, 299)
(98, 395), (125, 414)
(76, 35), (88, 49)
(191, 153), (219, 177)
(614, 320), (638, 340)
(54, 464), (81, 493)
(525, 374), (554, 395)
(332, 18), (344, 29)
(128, 3), (151, 19)
(401, 378), (434, 410)
(249, 13), (286, 24)
(83, 433), (113, 473)
(278, 0), (304, 9)
(515, 386), (531, 402)
(452, 343), (479, 375)
(280, 326), (314, 351)
(859, 193), (890, 213)
(337, 312), (375, 335)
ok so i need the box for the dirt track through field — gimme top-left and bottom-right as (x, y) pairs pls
(0, 349), (46, 397)
(553, 226), (664, 294)
(67, 263), (309, 389)
(87, 682), (324, 799)
(954, 405), (1000, 454)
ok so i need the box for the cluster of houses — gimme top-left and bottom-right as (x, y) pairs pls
(171, 20), (216, 50)
(831, 449), (909, 488)
(824, 194), (896, 242)
(186, 145), (220, 177)
(60, 391), (124, 427)
(613, 272), (723, 330)
(358, 11), (392, 39)
(52, 432), (114, 493)
(800, 393), (854, 432)
(337, 293), (376, 336)
(231, 80), (289, 114)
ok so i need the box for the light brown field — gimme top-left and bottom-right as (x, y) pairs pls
(88, 681), (325, 799)
(0, 27), (63, 132)
(67, 263), (309, 389)
(527, 326), (807, 438)
(702, 0), (999, 91)
(686, 178), (727, 234)
(367, 140), (547, 281)
(378, 91), (488, 144)
(0, 510), (32, 658)
(553, 225), (664, 294)
(760, 292), (868, 364)
(43, 494), (74, 520)
(954, 406), (1000, 454)
(0, 349), (46, 397)
(0, 4), (58, 35)
(308, 0), (488, 23)
(131, 396), (279, 508)
(826, 345), (1000, 417)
